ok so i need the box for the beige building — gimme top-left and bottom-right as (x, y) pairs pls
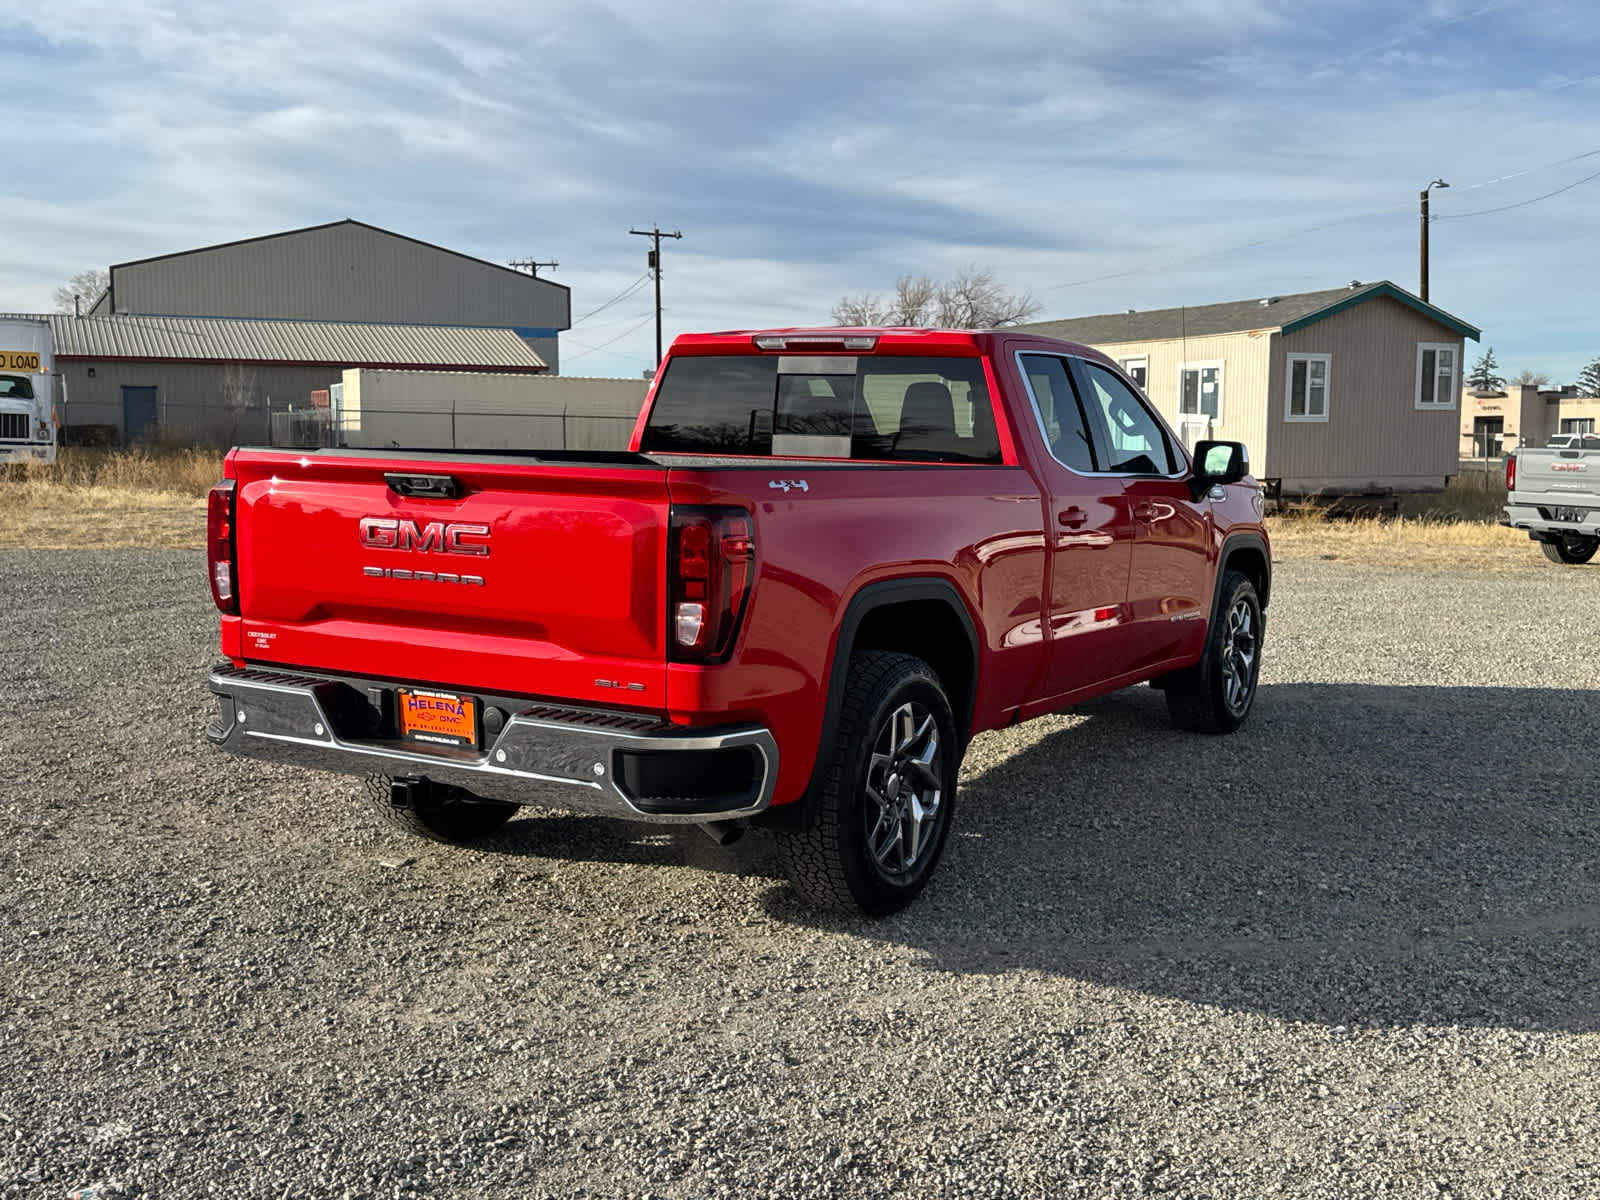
(1019, 281), (1481, 496)
(1460, 384), (1600, 456)
(338, 369), (648, 451)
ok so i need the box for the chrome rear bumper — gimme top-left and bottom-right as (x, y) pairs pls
(205, 665), (778, 823)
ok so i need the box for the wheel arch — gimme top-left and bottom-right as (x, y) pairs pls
(760, 577), (980, 832)
(1218, 532), (1271, 610)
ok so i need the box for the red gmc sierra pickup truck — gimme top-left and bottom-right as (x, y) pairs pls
(205, 327), (1269, 915)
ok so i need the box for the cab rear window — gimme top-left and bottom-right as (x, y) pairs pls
(641, 355), (1001, 463)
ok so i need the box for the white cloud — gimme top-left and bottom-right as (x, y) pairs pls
(3, 0), (1598, 379)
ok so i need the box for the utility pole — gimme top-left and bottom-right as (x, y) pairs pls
(1419, 179), (1448, 302)
(508, 258), (559, 278)
(629, 226), (683, 366)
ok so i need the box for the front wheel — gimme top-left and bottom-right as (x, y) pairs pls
(1541, 536), (1599, 565)
(1164, 570), (1263, 735)
(776, 651), (959, 916)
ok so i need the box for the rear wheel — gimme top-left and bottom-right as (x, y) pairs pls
(776, 651), (959, 916)
(365, 775), (518, 843)
(1541, 536), (1599, 564)
(1164, 570), (1263, 735)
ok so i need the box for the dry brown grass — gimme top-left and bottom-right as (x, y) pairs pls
(1266, 473), (1533, 570)
(1265, 515), (1533, 570)
(0, 449), (1545, 567)
(5, 446), (225, 497)
(0, 448), (220, 549)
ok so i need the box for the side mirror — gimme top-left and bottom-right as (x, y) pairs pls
(1190, 439), (1249, 500)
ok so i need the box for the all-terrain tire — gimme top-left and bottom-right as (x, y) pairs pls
(365, 775), (518, 843)
(1164, 569), (1264, 735)
(1541, 536), (1599, 565)
(775, 651), (959, 917)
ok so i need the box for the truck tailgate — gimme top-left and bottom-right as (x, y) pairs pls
(228, 450), (670, 708)
(1512, 449), (1600, 505)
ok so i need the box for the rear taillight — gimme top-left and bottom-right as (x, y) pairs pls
(669, 506), (755, 662)
(207, 479), (239, 614)
(1505, 452), (1516, 491)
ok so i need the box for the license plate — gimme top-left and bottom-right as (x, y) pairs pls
(1553, 507), (1587, 523)
(398, 689), (478, 748)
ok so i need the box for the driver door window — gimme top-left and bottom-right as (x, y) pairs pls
(1074, 358), (1209, 672)
(1078, 361), (1177, 475)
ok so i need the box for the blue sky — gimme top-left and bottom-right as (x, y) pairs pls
(6, 0), (1599, 382)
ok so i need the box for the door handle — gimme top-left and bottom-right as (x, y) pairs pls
(1132, 502), (1158, 522)
(1058, 507), (1088, 528)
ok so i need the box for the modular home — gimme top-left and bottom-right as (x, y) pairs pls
(1019, 281), (1480, 496)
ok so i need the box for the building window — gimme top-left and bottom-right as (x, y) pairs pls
(1118, 357), (1148, 389)
(1285, 353), (1331, 422)
(1560, 417), (1595, 434)
(1179, 361), (1223, 422)
(1415, 342), (1458, 409)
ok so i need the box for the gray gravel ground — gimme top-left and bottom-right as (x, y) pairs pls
(3, 548), (1600, 1199)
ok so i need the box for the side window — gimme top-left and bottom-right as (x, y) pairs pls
(1018, 353), (1096, 473)
(1080, 361), (1177, 475)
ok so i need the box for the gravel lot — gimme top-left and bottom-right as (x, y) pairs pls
(4, 548), (1600, 1199)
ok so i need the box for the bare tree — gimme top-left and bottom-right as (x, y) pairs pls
(834, 275), (938, 326)
(934, 265), (1039, 328)
(1512, 368), (1551, 388)
(52, 268), (110, 314)
(832, 266), (1038, 329)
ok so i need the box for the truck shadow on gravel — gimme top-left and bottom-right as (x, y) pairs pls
(796, 682), (1600, 1033)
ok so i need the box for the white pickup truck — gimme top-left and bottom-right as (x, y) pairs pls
(1503, 445), (1600, 564)
(0, 316), (57, 465)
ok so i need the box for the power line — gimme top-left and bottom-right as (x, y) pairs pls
(1040, 144), (1600, 296)
(1040, 202), (1405, 294)
(570, 274), (651, 327)
(1436, 164), (1600, 219)
(1455, 146), (1600, 192)
(563, 312), (657, 362)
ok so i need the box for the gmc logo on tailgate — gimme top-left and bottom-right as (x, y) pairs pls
(359, 517), (491, 556)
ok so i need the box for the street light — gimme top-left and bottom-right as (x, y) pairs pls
(1420, 178), (1449, 302)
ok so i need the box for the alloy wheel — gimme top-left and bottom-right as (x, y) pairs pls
(864, 701), (944, 882)
(1220, 598), (1259, 714)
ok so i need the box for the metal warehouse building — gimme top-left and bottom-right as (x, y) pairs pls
(44, 218), (580, 445)
(87, 219), (570, 370)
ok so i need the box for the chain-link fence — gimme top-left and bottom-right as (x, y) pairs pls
(266, 404), (640, 451)
(61, 395), (641, 453)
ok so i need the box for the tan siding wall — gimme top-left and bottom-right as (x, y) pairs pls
(1268, 296), (1464, 492)
(1464, 388), (1600, 451)
(1459, 384), (1545, 453)
(110, 225), (571, 352)
(339, 369), (646, 451)
(1549, 396), (1600, 438)
(1083, 331), (1272, 463)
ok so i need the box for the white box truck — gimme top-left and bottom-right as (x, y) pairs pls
(0, 316), (57, 465)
